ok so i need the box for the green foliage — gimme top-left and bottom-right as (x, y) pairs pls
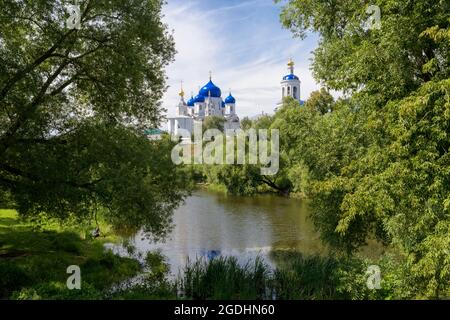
(240, 117), (253, 130)
(177, 256), (270, 300)
(144, 250), (170, 279)
(110, 251), (176, 300)
(176, 252), (389, 300)
(408, 220), (450, 298)
(0, 210), (141, 299)
(202, 116), (226, 133)
(305, 88), (335, 114)
(0, 0), (188, 238)
(208, 164), (263, 196)
(197, 113), (293, 196)
(0, 261), (31, 298)
(273, 0), (450, 298)
(278, 0), (449, 102)
(271, 251), (382, 300)
(11, 282), (103, 300)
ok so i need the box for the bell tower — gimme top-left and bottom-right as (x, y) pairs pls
(278, 58), (301, 108)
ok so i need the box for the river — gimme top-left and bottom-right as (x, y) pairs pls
(107, 189), (333, 276)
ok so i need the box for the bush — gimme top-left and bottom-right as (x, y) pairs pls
(11, 282), (103, 300)
(49, 232), (82, 254)
(0, 261), (31, 299)
(82, 251), (141, 290)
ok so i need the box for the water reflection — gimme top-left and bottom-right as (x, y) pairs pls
(110, 189), (326, 274)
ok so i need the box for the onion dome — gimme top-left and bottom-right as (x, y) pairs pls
(193, 94), (205, 103)
(283, 74), (299, 80)
(225, 93), (236, 104)
(199, 80), (221, 98)
(187, 95), (195, 107)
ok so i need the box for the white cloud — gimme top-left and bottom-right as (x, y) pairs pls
(161, 0), (323, 120)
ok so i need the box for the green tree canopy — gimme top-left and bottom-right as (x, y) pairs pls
(305, 88), (335, 114)
(202, 115), (225, 133)
(276, 0), (450, 297)
(278, 0), (449, 104)
(0, 0), (188, 238)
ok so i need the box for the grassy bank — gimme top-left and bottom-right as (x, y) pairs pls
(175, 253), (389, 300)
(0, 209), (399, 300)
(0, 209), (141, 299)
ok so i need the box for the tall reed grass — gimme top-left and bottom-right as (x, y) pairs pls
(175, 251), (373, 300)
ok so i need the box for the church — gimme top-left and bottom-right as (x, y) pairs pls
(277, 58), (305, 108)
(167, 59), (303, 136)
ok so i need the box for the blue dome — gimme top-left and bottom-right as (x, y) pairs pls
(199, 80), (221, 98)
(225, 93), (235, 104)
(283, 74), (299, 80)
(187, 95), (195, 107)
(193, 94), (205, 103)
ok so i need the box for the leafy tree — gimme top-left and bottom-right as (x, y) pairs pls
(0, 0), (189, 238)
(276, 0), (450, 297)
(240, 117), (252, 130)
(305, 88), (334, 114)
(203, 116), (225, 133)
(197, 112), (293, 195)
(337, 79), (450, 295)
(278, 0), (449, 104)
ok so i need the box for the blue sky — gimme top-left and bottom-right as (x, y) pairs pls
(162, 0), (321, 118)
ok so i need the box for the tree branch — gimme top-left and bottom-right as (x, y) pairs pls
(0, 54), (73, 155)
(0, 0), (94, 105)
(259, 176), (290, 194)
(0, 29), (76, 104)
(0, 162), (102, 191)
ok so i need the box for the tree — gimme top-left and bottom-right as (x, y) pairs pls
(305, 88), (334, 114)
(203, 116), (225, 133)
(198, 112), (292, 196)
(277, 0), (450, 297)
(278, 0), (449, 104)
(0, 0), (188, 239)
(240, 117), (252, 130)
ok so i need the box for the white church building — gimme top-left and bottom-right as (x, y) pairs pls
(167, 59), (303, 136)
(167, 74), (240, 137)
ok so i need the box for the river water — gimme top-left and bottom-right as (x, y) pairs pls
(107, 189), (330, 275)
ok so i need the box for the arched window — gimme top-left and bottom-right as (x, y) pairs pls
(293, 86), (298, 99)
(287, 86), (291, 95)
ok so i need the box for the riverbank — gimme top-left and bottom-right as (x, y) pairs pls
(1, 202), (411, 300)
(0, 208), (384, 300)
(197, 182), (306, 199)
(0, 209), (141, 299)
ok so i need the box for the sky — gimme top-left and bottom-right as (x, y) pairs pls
(162, 0), (321, 119)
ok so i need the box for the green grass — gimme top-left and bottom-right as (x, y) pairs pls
(0, 209), (141, 300)
(177, 256), (270, 300)
(109, 251), (177, 300)
(0, 209), (392, 300)
(173, 252), (389, 300)
(197, 182), (228, 194)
